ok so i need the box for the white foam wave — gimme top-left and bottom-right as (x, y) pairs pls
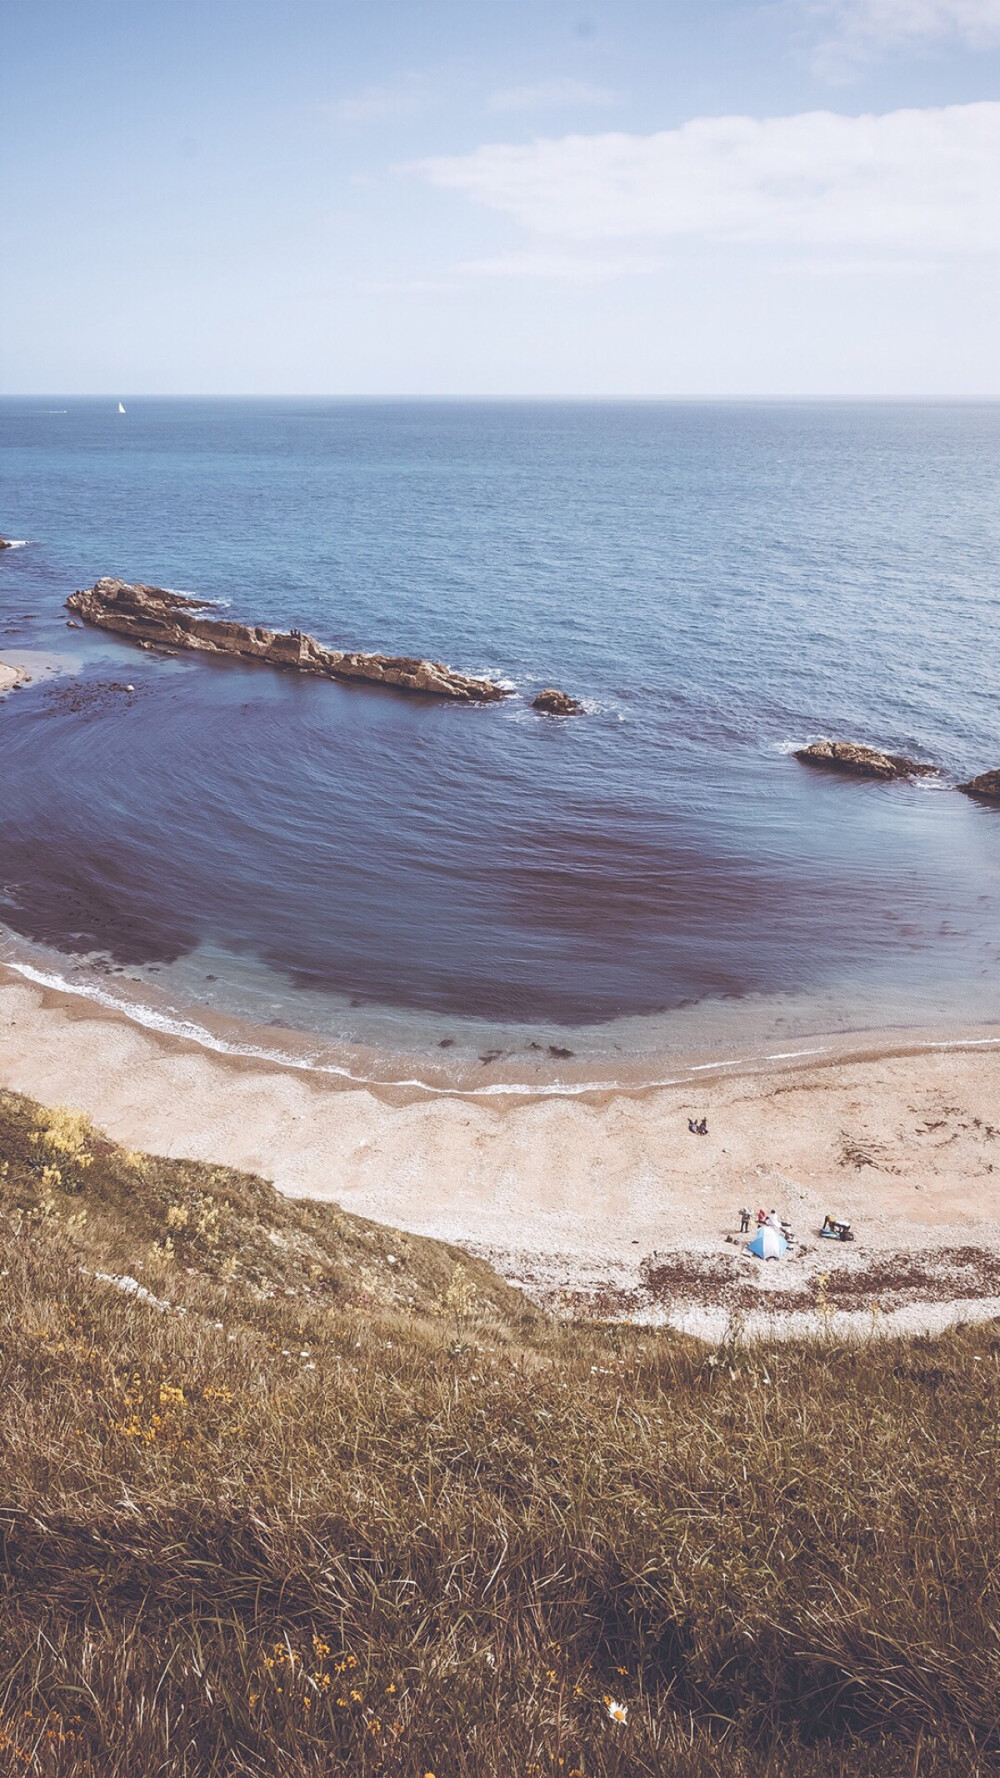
(579, 696), (627, 721)
(1, 540), (29, 550)
(764, 1046), (831, 1060)
(162, 588), (232, 608)
(465, 667), (516, 691)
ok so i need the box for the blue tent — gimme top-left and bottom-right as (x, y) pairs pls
(747, 1224), (788, 1260)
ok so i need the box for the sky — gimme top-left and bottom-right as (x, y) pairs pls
(1, 0), (999, 395)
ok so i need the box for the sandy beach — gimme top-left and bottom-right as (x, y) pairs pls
(2, 965), (999, 1330)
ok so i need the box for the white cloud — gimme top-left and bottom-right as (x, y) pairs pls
(458, 249), (654, 280)
(416, 103), (1000, 258)
(487, 77), (619, 113)
(330, 76), (428, 123)
(812, 0), (1000, 53)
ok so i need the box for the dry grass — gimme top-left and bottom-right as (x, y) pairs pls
(0, 1086), (997, 1775)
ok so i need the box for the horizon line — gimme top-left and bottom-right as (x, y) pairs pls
(3, 392), (1000, 404)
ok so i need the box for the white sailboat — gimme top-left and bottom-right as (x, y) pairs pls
(117, 401), (126, 414)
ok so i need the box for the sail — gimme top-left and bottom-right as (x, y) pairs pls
(118, 402), (126, 414)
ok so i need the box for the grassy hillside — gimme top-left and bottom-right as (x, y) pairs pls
(0, 1085), (997, 1776)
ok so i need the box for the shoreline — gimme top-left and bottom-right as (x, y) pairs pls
(0, 658), (30, 696)
(4, 950), (1000, 1102)
(2, 962), (999, 1331)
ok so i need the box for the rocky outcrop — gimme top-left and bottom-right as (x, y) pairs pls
(957, 769), (1000, 801)
(795, 739), (937, 781)
(532, 687), (583, 716)
(0, 537), (12, 550)
(66, 580), (511, 703)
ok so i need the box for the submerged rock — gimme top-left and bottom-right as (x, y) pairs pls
(957, 769), (1000, 801)
(0, 537), (12, 550)
(66, 579), (512, 704)
(532, 687), (584, 716)
(794, 739), (936, 781)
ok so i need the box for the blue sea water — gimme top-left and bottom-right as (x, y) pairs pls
(1, 397), (999, 1071)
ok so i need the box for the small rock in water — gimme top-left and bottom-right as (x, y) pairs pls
(532, 687), (584, 716)
(794, 739), (936, 781)
(957, 768), (1000, 801)
(548, 1044), (574, 1059)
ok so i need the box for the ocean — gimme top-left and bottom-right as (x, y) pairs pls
(1, 397), (999, 1077)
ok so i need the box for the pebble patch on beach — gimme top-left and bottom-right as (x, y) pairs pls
(481, 1241), (1000, 1334)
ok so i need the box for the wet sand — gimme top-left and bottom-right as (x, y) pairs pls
(2, 967), (1000, 1331)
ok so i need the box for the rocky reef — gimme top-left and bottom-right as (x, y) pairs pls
(532, 687), (583, 716)
(66, 579), (511, 703)
(957, 769), (1000, 801)
(0, 536), (13, 551)
(794, 739), (937, 781)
